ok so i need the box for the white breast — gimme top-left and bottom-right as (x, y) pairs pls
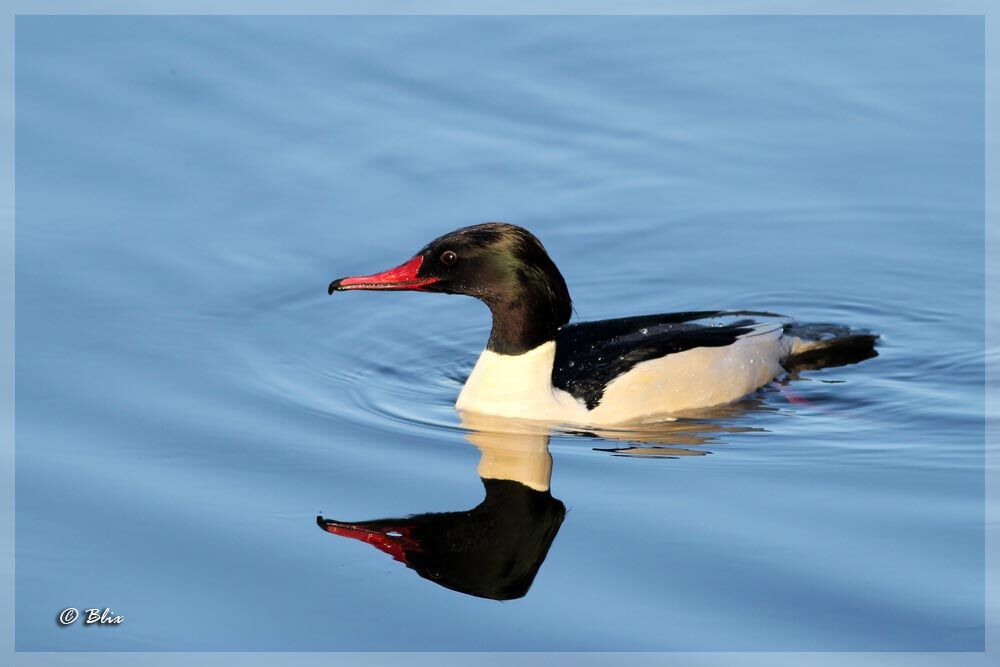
(455, 342), (590, 423)
(456, 326), (790, 426)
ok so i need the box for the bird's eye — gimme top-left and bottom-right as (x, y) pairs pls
(440, 250), (457, 266)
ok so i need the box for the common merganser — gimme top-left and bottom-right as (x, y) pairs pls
(328, 223), (878, 425)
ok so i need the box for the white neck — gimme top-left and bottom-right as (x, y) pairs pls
(456, 342), (586, 422)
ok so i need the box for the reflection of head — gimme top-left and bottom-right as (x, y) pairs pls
(319, 478), (565, 600)
(319, 413), (565, 600)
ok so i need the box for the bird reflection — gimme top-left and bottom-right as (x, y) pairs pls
(317, 409), (761, 599)
(570, 397), (770, 457)
(318, 415), (564, 601)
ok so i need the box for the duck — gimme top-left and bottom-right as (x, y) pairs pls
(328, 223), (878, 426)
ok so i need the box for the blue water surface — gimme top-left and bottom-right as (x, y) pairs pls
(15, 16), (984, 651)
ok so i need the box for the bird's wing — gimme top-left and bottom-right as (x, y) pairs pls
(552, 310), (789, 409)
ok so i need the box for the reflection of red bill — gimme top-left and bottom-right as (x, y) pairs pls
(317, 517), (420, 564)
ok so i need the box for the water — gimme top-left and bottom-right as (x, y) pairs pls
(15, 16), (984, 651)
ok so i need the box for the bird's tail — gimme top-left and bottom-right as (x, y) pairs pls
(782, 323), (879, 371)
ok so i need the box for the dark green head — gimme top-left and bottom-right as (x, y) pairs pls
(329, 223), (572, 354)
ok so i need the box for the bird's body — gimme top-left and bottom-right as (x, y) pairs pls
(457, 320), (787, 424)
(329, 223), (878, 426)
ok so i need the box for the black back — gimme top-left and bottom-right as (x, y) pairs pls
(553, 310), (787, 410)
